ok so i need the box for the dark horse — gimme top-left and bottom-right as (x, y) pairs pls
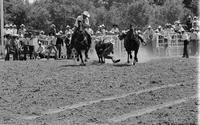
(71, 21), (90, 65)
(118, 27), (146, 65)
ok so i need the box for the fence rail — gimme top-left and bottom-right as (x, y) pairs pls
(92, 33), (185, 57)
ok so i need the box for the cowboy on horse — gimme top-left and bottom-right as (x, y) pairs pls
(71, 11), (92, 59)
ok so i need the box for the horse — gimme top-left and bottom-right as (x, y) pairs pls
(71, 21), (90, 65)
(118, 29), (146, 65)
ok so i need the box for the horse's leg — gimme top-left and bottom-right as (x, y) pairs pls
(133, 49), (139, 65)
(134, 48), (139, 62)
(84, 50), (88, 62)
(79, 51), (85, 66)
(127, 51), (130, 63)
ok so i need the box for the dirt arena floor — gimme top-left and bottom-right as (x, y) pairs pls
(0, 56), (198, 125)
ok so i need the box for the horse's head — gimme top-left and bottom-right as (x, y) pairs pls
(77, 20), (83, 31)
(118, 32), (126, 40)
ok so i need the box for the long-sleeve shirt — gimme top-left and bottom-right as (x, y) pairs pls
(74, 15), (89, 27)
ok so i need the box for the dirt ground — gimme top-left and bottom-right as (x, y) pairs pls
(0, 57), (198, 125)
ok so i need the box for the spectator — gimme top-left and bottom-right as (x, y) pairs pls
(143, 25), (154, 53)
(181, 29), (190, 58)
(174, 20), (182, 33)
(36, 42), (45, 59)
(12, 25), (18, 35)
(56, 31), (64, 59)
(152, 29), (160, 55)
(110, 24), (120, 34)
(18, 24), (26, 38)
(189, 28), (198, 56)
(65, 25), (73, 36)
(100, 24), (106, 35)
(157, 25), (164, 36)
(49, 24), (56, 36)
(192, 16), (199, 31)
(86, 27), (94, 36)
(4, 24), (10, 35)
(185, 15), (193, 32)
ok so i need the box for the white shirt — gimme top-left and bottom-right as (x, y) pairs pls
(182, 32), (189, 40)
(74, 15), (89, 27)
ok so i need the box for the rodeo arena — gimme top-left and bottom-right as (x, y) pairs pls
(0, 7), (200, 125)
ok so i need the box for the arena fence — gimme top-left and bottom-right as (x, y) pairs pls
(156, 33), (184, 56)
(92, 33), (185, 57)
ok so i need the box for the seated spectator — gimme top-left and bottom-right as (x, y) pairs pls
(36, 42), (45, 59)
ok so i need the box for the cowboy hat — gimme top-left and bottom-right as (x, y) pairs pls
(20, 24), (25, 27)
(147, 25), (151, 28)
(190, 28), (194, 31)
(4, 24), (9, 28)
(40, 31), (44, 34)
(158, 25), (162, 29)
(13, 25), (17, 28)
(176, 20), (181, 24)
(180, 27), (185, 32)
(66, 25), (70, 28)
(82, 11), (90, 17)
(12, 34), (19, 38)
(56, 31), (63, 36)
(9, 24), (13, 27)
(193, 16), (198, 20)
(50, 24), (56, 28)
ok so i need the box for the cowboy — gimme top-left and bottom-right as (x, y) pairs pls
(181, 29), (190, 58)
(72, 11), (92, 59)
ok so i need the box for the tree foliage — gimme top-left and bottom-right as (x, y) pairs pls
(1, 0), (197, 32)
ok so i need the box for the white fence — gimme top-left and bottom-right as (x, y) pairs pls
(91, 34), (185, 57)
(156, 33), (184, 56)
